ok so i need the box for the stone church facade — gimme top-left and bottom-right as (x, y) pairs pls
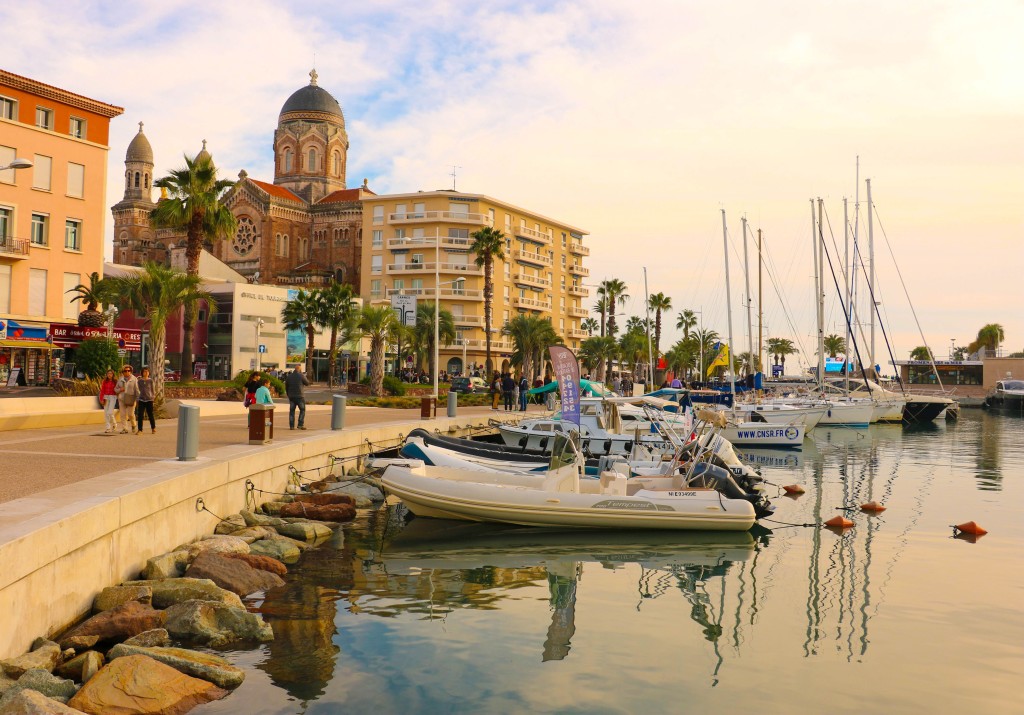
(111, 70), (370, 291)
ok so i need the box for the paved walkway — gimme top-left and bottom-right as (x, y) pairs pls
(0, 403), (534, 505)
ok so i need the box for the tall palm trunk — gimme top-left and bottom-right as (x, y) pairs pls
(370, 338), (385, 396)
(181, 213), (204, 383)
(305, 327), (315, 376)
(600, 307), (606, 337)
(654, 310), (663, 356)
(328, 326), (338, 387)
(607, 304), (617, 337)
(149, 320), (167, 409)
(483, 258), (494, 375)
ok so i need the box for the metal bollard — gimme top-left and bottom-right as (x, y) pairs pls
(177, 404), (199, 461)
(447, 390), (457, 418)
(331, 395), (346, 430)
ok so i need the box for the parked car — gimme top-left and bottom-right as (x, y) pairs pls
(164, 369), (181, 382)
(450, 376), (487, 394)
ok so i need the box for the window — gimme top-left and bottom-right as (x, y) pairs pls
(393, 279), (404, 291)
(451, 278), (465, 294)
(412, 227), (424, 239)
(31, 213), (49, 246)
(332, 151), (341, 175)
(372, 229), (383, 247)
(560, 319), (565, 330)
(489, 208), (495, 225)
(394, 229), (406, 239)
(0, 207), (10, 239)
(0, 146), (14, 184)
(0, 265), (10, 314)
(67, 162), (84, 198)
(448, 228), (469, 239)
(562, 232), (567, 247)
(307, 148), (317, 171)
(504, 286), (510, 301)
(411, 278), (423, 291)
(372, 206), (384, 225)
(28, 268), (47, 315)
(411, 253), (423, 265)
(371, 255), (382, 274)
(63, 273), (80, 319)
(412, 202), (425, 218)
(395, 203), (407, 217)
(69, 117), (86, 139)
(283, 149), (292, 172)
(65, 219), (81, 251)
(33, 154), (52, 191)
(134, 172), (140, 188)
(281, 234), (289, 257)
(35, 107), (53, 130)
(0, 96), (16, 120)
(370, 279), (382, 298)
(450, 202), (469, 217)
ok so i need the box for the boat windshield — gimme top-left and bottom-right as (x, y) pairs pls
(547, 432), (581, 471)
(999, 380), (1024, 391)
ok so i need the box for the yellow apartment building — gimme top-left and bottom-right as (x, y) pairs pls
(360, 190), (591, 377)
(0, 69), (123, 386)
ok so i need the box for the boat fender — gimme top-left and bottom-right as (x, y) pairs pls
(518, 436), (528, 448)
(824, 515), (855, 529)
(953, 521), (987, 536)
(539, 437), (549, 451)
(860, 501), (886, 512)
(623, 441), (633, 453)
(783, 484), (806, 495)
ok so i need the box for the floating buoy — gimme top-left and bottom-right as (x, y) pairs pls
(953, 521), (988, 536)
(824, 515), (855, 529)
(860, 501), (886, 513)
(783, 484), (806, 495)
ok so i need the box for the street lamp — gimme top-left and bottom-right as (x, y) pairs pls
(255, 318), (265, 372)
(0, 158), (33, 172)
(950, 338), (955, 360)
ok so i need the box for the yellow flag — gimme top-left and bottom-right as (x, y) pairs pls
(706, 343), (729, 377)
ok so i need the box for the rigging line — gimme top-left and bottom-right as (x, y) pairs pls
(756, 230), (815, 365)
(822, 204), (877, 365)
(849, 237), (905, 393)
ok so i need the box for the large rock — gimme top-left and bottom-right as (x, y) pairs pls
(183, 535), (249, 560)
(221, 552), (287, 576)
(140, 551), (190, 580)
(131, 578), (244, 610)
(293, 492), (356, 507)
(60, 602), (165, 648)
(278, 502), (355, 522)
(239, 510), (286, 528)
(257, 501), (288, 516)
(213, 514), (246, 535)
(330, 480), (384, 503)
(275, 521), (334, 541)
(56, 651), (103, 684)
(185, 552), (284, 597)
(0, 689), (83, 714)
(57, 635), (98, 653)
(163, 600), (273, 647)
(225, 525), (278, 543)
(67, 654), (227, 714)
(107, 645), (244, 690)
(1, 669), (78, 704)
(0, 674), (14, 695)
(1, 642), (61, 678)
(248, 538), (302, 564)
(93, 584), (153, 613)
(122, 629), (170, 648)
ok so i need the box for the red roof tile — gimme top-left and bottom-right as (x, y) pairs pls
(317, 187), (375, 204)
(250, 179), (304, 203)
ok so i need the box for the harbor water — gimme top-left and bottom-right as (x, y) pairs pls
(197, 410), (1024, 714)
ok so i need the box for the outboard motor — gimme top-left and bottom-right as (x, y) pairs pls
(687, 462), (775, 519)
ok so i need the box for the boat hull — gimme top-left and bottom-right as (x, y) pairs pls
(719, 423), (805, 449)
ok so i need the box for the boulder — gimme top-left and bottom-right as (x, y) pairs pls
(0, 674), (15, 695)
(107, 645), (244, 690)
(0, 689), (83, 714)
(163, 600), (273, 648)
(221, 552), (287, 576)
(93, 584), (152, 613)
(228, 526), (278, 543)
(122, 629), (170, 648)
(67, 654), (227, 714)
(1, 642), (61, 678)
(185, 552), (284, 597)
(248, 538), (301, 564)
(278, 502), (355, 522)
(57, 636), (98, 653)
(293, 492), (356, 507)
(275, 522), (333, 541)
(56, 651), (103, 684)
(1, 669), (78, 704)
(239, 510), (286, 528)
(331, 481), (384, 503)
(183, 536), (249, 560)
(131, 578), (244, 610)
(140, 551), (190, 580)
(59, 602), (165, 648)
(258, 501), (287, 516)
(213, 514), (246, 535)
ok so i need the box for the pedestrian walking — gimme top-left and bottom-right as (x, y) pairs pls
(255, 377), (274, 405)
(518, 374), (529, 411)
(99, 369), (118, 434)
(284, 363), (310, 430)
(490, 373), (501, 410)
(135, 366), (156, 434)
(243, 371), (261, 408)
(115, 365), (139, 434)
(501, 372), (515, 411)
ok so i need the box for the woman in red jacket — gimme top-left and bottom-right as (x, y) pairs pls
(98, 369), (118, 434)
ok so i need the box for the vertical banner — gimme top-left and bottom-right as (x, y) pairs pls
(285, 289), (306, 365)
(549, 345), (581, 427)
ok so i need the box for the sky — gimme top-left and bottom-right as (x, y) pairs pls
(4, 0), (1022, 370)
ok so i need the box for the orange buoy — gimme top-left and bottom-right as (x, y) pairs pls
(783, 484), (806, 495)
(824, 515), (855, 529)
(954, 521), (988, 536)
(860, 501), (886, 513)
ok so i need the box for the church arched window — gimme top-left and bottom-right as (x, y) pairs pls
(308, 148), (317, 172)
(332, 152), (341, 176)
(134, 172), (140, 188)
(144, 174), (149, 189)
(283, 149), (292, 173)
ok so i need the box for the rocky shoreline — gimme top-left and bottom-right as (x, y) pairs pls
(0, 472), (384, 714)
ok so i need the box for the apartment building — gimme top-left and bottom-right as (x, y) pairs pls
(0, 70), (122, 386)
(360, 190), (590, 376)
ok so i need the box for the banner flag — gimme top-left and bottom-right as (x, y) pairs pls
(706, 342), (730, 377)
(548, 345), (581, 427)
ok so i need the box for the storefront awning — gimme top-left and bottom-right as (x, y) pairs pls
(0, 340), (54, 349)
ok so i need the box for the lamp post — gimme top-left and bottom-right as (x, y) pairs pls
(432, 277), (463, 400)
(0, 158), (33, 172)
(950, 338), (955, 360)
(255, 318), (265, 373)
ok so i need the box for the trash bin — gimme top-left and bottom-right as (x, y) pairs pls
(420, 396), (436, 420)
(248, 404), (275, 444)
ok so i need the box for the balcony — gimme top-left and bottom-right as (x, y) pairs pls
(445, 338), (513, 352)
(569, 242), (590, 256)
(511, 249), (552, 267)
(452, 314), (486, 327)
(386, 262), (483, 276)
(387, 235), (475, 251)
(387, 286), (484, 301)
(568, 264), (589, 277)
(388, 210), (492, 226)
(0, 236), (31, 260)
(567, 328), (589, 340)
(568, 306), (589, 318)
(511, 295), (552, 312)
(514, 225), (552, 245)
(512, 271), (552, 289)
(568, 285), (589, 297)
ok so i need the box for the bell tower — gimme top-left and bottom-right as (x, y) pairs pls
(111, 122), (159, 265)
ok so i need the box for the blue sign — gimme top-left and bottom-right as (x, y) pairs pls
(548, 345), (581, 427)
(258, 344), (267, 353)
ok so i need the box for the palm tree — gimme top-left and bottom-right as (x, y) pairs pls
(469, 226), (506, 375)
(315, 283), (357, 387)
(593, 296), (608, 337)
(599, 279), (629, 337)
(280, 289), (320, 375)
(767, 336), (796, 373)
(909, 346), (933, 361)
(736, 351), (762, 376)
(648, 292), (672, 357)
(66, 271), (109, 327)
(412, 301), (456, 379)
(356, 305), (396, 396)
(579, 335), (617, 383)
(502, 314), (561, 381)
(625, 316), (650, 334)
(581, 317), (600, 336)
(694, 328), (721, 379)
(151, 151), (236, 382)
(676, 309), (698, 340)
(967, 323), (1005, 355)
(618, 330), (648, 382)
(822, 334), (846, 358)
(104, 263), (214, 405)
(664, 338), (698, 379)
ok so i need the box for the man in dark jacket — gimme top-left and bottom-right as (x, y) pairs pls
(284, 364), (310, 430)
(501, 372), (516, 411)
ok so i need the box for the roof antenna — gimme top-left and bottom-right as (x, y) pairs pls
(450, 165), (461, 191)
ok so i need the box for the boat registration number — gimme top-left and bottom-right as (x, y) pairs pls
(666, 491), (698, 497)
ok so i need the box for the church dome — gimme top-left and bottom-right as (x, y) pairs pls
(279, 70), (344, 123)
(196, 139), (212, 164)
(126, 122), (153, 164)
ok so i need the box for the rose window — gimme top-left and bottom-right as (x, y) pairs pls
(232, 217), (257, 255)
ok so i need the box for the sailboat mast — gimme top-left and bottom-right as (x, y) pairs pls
(722, 210), (737, 400)
(817, 198), (826, 390)
(643, 266), (654, 389)
(742, 217), (755, 381)
(844, 197), (851, 395)
(867, 177), (876, 377)
(758, 228), (764, 380)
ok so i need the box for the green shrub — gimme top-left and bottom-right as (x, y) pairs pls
(358, 374), (406, 396)
(232, 370), (285, 397)
(75, 337), (122, 379)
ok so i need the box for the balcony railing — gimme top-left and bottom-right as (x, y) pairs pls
(568, 306), (589, 318)
(512, 295), (552, 311)
(386, 287), (484, 301)
(387, 236), (475, 250)
(567, 328), (589, 339)
(568, 264), (589, 277)
(0, 236), (31, 260)
(512, 271), (552, 289)
(388, 210), (492, 226)
(445, 338), (513, 352)
(511, 249), (552, 267)
(568, 285), (589, 297)
(386, 262), (482, 275)
(452, 314), (486, 326)
(569, 242), (590, 256)
(514, 225), (552, 245)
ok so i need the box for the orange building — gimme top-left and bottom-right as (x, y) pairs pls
(0, 69), (123, 386)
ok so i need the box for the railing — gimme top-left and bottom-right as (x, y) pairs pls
(512, 295), (552, 311)
(568, 285), (589, 297)
(388, 287), (485, 300)
(452, 315), (486, 327)
(386, 236), (475, 250)
(567, 328), (589, 339)
(569, 242), (590, 256)
(512, 271), (552, 288)
(0, 236), (30, 259)
(447, 338), (513, 351)
(568, 264), (589, 277)
(514, 225), (553, 245)
(511, 249), (552, 267)
(388, 211), (492, 225)
(386, 262), (482, 275)
(568, 306), (589, 318)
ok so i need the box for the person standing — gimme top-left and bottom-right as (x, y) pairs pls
(135, 366), (156, 434)
(243, 371), (261, 408)
(284, 363), (310, 430)
(115, 365), (139, 434)
(490, 373), (501, 410)
(501, 372), (515, 411)
(99, 369), (118, 434)
(255, 376), (274, 405)
(518, 374), (529, 411)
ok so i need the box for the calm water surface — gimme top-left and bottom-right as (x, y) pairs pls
(198, 411), (1024, 715)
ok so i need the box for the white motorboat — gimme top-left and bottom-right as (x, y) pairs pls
(984, 378), (1024, 416)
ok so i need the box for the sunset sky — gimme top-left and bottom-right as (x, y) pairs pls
(4, 0), (1021, 369)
